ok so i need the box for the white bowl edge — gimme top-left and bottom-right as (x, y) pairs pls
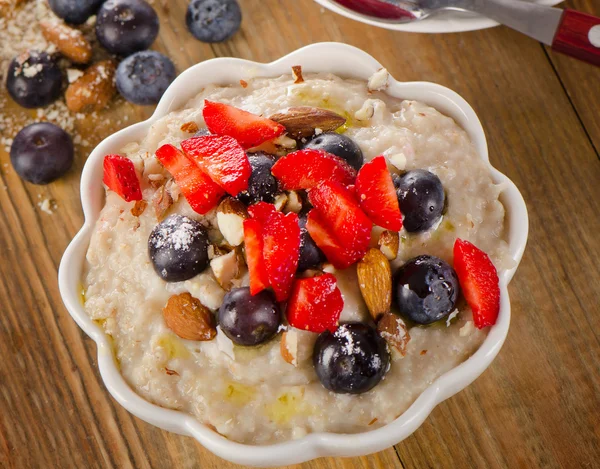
(58, 42), (529, 467)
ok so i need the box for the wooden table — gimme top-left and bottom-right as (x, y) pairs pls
(1, 0), (599, 467)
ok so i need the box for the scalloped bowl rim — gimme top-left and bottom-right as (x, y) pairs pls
(58, 42), (528, 467)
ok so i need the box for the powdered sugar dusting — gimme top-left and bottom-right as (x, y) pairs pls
(152, 215), (202, 252)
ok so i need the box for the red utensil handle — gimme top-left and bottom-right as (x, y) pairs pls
(552, 9), (600, 67)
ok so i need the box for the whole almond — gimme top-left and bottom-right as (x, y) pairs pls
(162, 292), (216, 341)
(377, 312), (410, 356)
(357, 248), (392, 321)
(152, 183), (174, 221)
(270, 107), (346, 139)
(40, 20), (92, 64)
(378, 230), (399, 260)
(65, 60), (116, 113)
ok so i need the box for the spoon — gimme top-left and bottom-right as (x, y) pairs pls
(330, 0), (600, 66)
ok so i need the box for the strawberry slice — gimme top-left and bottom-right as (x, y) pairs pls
(305, 210), (364, 269)
(202, 100), (285, 149)
(271, 149), (356, 190)
(243, 219), (269, 295)
(155, 144), (225, 214)
(247, 201), (277, 224)
(103, 154), (143, 202)
(308, 180), (372, 253)
(180, 135), (251, 196)
(355, 155), (402, 231)
(453, 239), (501, 329)
(286, 273), (343, 333)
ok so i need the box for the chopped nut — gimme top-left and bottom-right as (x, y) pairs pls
(357, 248), (392, 321)
(239, 79), (248, 88)
(162, 292), (216, 341)
(377, 312), (410, 356)
(274, 193), (288, 211)
(65, 60), (116, 113)
(367, 68), (389, 92)
(130, 200), (147, 217)
(165, 367), (179, 376)
(40, 19), (92, 64)
(280, 330), (298, 366)
(270, 107), (346, 140)
(152, 184), (173, 221)
(378, 230), (399, 260)
(180, 121), (199, 133)
(284, 190), (302, 213)
(292, 65), (304, 84)
(217, 198), (248, 246)
(387, 152), (407, 170)
(210, 249), (245, 290)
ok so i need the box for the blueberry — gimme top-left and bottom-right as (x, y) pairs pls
(48, 0), (104, 24)
(148, 214), (209, 282)
(186, 0), (242, 43)
(298, 215), (324, 272)
(396, 169), (445, 233)
(313, 323), (389, 394)
(116, 51), (176, 105)
(394, 255), (459, 325)
(193, 128), (211, 137)
(96, 0), (159, 56)
(237, 153), (279, 205)
(6, 52), (62, 109)
(218, 287), (281, 346)
(302, 132), (364, 171)
(10, 123), (73, 185)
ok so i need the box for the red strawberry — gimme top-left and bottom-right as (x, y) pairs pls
(103, 154), (142, 202)
(155, 144), (225, 214)
(243, 219), (269, 295)
(286, 273), (343, 333)
(453, 239), (501, 329)
(247, 201), (277, 224)
(305, 210), (364, 269)
(271, 149), (356, 190)
(308, 180), (372, 254)
(355, 155), (402, 231)
(202, 100), (285, 149)
(180, 135), (251, 196)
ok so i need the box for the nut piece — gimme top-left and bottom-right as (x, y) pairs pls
(377, 312), (410, 356)
(270, 107), (346, 140)
(130, 200), (147, 217)
(291, 65), (304, 84)
(280, 329), (298, 366)
(273, 193), (288, 211)
(40, 20), (92, 64)
(284, 190), (302, 213)
(357, 248), (392, 321)
(152, 184), (173, 221)
(65, 60), (116, 113)
(368, 68), (389, 92)
(162, 292), (216, 341)
(217, 198), (248, 246)
(378, 230), (399, 260)
(210, 249), (245, 291)
(181, 121), (199, 133)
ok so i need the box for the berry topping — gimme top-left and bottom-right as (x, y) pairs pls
(313, 323), (389, 394)
(355, 155), (402, 231)
(297, 215), (325, 272)
(243, 218), (269, 295)
(181, 135), (250, 196)
(394, 255), (459, 325)
(271, 149), (356, 190)
(218, 287), (281, 346)
(148, 214), (210, 282)
(48, 0), (104, 24)
(103, 154), (142, 201)
(155, 144), (225, 214)
(116, 51), (176, 105)
(10, 123), (73, 185)
(453, 239), (500, 329)
(237, 153), (280, 204)
(186, 0), (242, 43)
(396, 169), (445, 233)
(96, 0), (159, 56)
(202, 100), (286, 149)
(302, 132), (364, 171)
(6, 51), (62, 109)
(286, 273), (343, 333)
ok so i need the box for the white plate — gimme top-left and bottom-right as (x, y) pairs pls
(314, 0), (563, 33)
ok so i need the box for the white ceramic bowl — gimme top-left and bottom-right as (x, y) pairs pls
(58, 42), (528, 467)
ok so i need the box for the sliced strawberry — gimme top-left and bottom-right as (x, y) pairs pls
(355, 155), (402, 231)
(308, 180), (372, 253)
(202, 100), (285, 149)
(103, 154), (142, 202)
(271, 149), (356, 190)
(155, 144), (225, 214)
(243, 219), (269, 295)
(453, 239), (501, 329)
(180, 135), (251, 196)
(305, 210), (364, 269)
(247, 201), (277, 225)
(286, 273), (343, 333)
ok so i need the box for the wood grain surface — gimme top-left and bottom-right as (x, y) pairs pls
(1, 1), (599, 468)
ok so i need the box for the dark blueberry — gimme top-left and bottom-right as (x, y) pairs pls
(193, 128), (211, 137)
(48, 0), (104, 24)
(10, 123), (73, 185)
(96, 0), (159, 56)
(237, 153), (279, 204)
(302, 132), (364, 171)
(313, 323), (389, 394)
(396, 169), (445, 233)
(116, 51), (176, 105)
(394, 255), (459, 325)
(218, 287), (281, 346)
(6, 52), (62, 109)
(186, 0), (242, 43)
(298, 215), (324, 271)
(148, 214), (209, 282)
